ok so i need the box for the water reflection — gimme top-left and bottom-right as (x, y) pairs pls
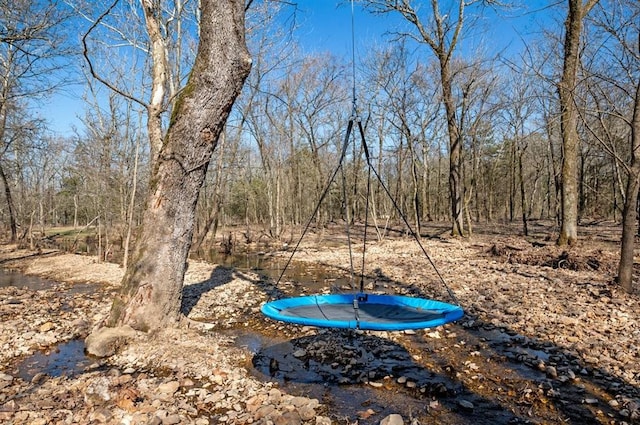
(15, 340), (94, 381)
(195, 249), (354, 294)
(0, 269), (53, 291)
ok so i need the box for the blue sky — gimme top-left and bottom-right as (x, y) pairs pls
(293, 1), (385, 56)
(291, 1), (556, 57)
(43, 0), (557, 136)
(42, 89), (85, 137)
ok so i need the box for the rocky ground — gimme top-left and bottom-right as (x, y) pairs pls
(0, 221), (639, 424)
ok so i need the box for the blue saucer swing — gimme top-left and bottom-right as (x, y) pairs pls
(260, 119), (463, 331)
(261, 293), (463, 331)
(261, 1), (462, 331)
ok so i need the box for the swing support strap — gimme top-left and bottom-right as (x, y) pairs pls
(275, 113), (461, 307)
(271, 0), (460, 308)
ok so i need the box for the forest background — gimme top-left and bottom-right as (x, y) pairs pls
(1, 0), (638, 290)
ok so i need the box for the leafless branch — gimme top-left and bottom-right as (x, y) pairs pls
(81, 0), (147, 108)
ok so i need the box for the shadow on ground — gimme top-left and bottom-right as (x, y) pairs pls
(246, 262), (639, 424)
(180, 266), (237, 316)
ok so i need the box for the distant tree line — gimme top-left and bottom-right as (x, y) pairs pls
(0, 0), (638, 295)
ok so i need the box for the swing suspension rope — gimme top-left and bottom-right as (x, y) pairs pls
(261, 2), (463, 331)
(274, 0), (459, 305)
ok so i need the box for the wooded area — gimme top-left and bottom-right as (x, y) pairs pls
(0, 0), (638, 295)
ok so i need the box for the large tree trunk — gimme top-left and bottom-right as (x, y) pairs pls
(106, 0), (251, 331)
(557, 0), (582, 245)
(441, 61), (464, 236)
(0, 162), (17, 242)
(557, 0), (599, 246)
(518, 147), (529, 236)
(618, 79), (640, 294)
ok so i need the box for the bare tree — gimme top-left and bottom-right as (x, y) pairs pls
(104, 0), (251, 331)
(557, 0), (600, 246)
(367, 44), (441, 235)
(0, 0), (71, 241)
(578, 0), (639, 293)
(363, 0), (498, 236)
(499, 68), (537, 234)
(453, 57), (497, 235)
(79, 0), (198, 166)
(620, 76), (640, 294)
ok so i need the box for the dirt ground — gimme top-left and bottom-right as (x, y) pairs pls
(0, 220), (639, 424)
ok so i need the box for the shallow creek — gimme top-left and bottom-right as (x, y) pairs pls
(2, 255), (630, 424)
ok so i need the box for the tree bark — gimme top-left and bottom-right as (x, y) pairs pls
(106, 0), (251, 331)
(557, 0), (599, 246)
(518, 147), (528, 236)
(0, 162), (17, 242)
(140, 0), (168, 164)
(618, 78), (640, 294)
(441, 61), (465, 236)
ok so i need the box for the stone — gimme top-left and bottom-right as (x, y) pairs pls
(0, 400), (19, 412)
(291, 396), (311, 407)
(148, 416), (163, 425)
(627, 400), (640, 412)
(84, 377), (111, 406)
(39, 321), (54, 332)
(158, 381), (180, 394)
(545, 366), (558, 379)
(292, 349), (307, 358)
(458, 400), (474, 410)
(131, 412), (150, 424)
(246, 396), (264, 413)
(204, 392), (224, 404)
(155, 410), (169, 420)
(380, 413), (404, 425)
(85, 326), (138, 357)
(71, 317), (90, 329)
(268, 388), (282, 403)
(162, 414), (182, 424)
(117, 374), (133, 385)
(254, 405), (275, 420)
(298, 405), (316, 421)
(276, 411), (302, 425)
(91, 408), (112, 423)
(31, 373), (47, 384)
(315, 418), (332, 425)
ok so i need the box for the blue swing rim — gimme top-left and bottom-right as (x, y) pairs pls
(261, 293), (464, 331)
